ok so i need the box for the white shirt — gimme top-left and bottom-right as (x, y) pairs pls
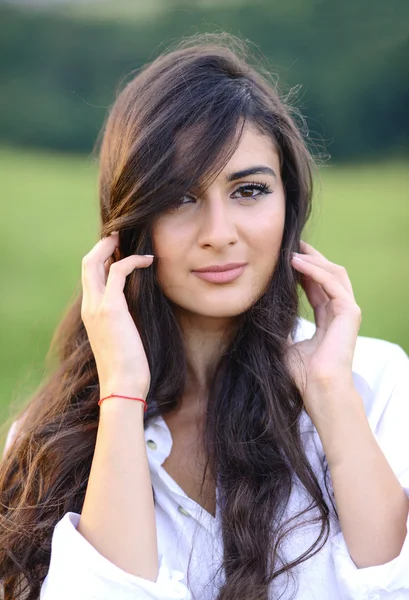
(4, 317), (409, 600)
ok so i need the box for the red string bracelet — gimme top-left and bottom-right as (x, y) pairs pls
(98, 393), (147, 411)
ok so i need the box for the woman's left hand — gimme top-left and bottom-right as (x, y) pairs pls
(286, 240), (362, 423)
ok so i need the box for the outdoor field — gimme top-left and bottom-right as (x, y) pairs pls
(1, 145), (408, 428)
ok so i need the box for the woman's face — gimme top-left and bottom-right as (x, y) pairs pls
(152, 124), (286, 319)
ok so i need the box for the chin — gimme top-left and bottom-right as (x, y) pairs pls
(194, 306), (248, 318)
(177, 294), (260, 319)
(163, 279), (266, 319)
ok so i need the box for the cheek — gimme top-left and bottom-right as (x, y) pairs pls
(246, 204), (286, 263)
(152, 222), (189, 288)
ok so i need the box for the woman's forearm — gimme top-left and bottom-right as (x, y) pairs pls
(314, 387), (409, 569)
(78, 385), (159, 581)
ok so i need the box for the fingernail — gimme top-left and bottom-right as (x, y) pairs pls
(143, 254), (154, 257)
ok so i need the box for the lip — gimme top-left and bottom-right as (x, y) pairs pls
(193, 262), (248, 273)
(192, 263), (247, 284)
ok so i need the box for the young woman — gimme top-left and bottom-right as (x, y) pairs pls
(1, 33), (408, 600)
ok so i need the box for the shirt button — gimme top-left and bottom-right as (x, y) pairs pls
(178, 505), (190, 517)
(146, 439), (157, 450)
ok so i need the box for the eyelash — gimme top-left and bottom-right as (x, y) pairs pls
(176, 181), (273, 208)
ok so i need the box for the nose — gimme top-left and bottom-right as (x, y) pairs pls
(196, 195), (238, 250)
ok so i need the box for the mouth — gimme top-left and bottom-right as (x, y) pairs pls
(192, 263), (247, 284)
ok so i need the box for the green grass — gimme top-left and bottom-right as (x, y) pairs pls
(1, 145), (408, 431)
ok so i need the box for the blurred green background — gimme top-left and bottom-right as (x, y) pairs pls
(1, 0), (408, 427)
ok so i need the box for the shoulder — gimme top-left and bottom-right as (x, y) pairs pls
(294, 317), (409, 428)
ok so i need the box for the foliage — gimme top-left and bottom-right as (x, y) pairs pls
(0, 0), (408, 159)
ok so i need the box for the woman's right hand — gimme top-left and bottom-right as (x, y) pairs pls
(80, 232), (154, 401)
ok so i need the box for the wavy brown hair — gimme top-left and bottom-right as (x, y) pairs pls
(0, 32), (335, 600)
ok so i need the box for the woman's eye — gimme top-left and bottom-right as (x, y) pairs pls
(173, 182), (272, 210)
(179, 196), (196, 206)
(173, 195), (196, 209)
(232, 182), (272, 200)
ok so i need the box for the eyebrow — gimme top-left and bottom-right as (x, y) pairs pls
(225, 166), (277, 182)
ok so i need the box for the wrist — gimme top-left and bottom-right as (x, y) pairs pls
(99, 396), (147, 416)
(99, 378), (149, 402)
(314, 393), (371, 469)
(99, 380), (148, 414)
(306, 374), (356, 400)
(305, 380), (360, 428)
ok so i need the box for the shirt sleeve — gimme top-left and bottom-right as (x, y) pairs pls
(331, 342), (409, 600)
(40, 512), (191, 600)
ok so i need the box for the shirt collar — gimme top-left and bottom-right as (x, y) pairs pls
(143, 316), (317, 464)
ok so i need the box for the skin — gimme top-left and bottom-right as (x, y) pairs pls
(76, 123), (408, 581)
(152, 122), (408, 568)
(152, 124), (286, 413)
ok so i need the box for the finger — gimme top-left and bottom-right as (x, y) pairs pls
(82, 233), (120, 300)
(291, 256), (353, 303)
(104, 256), (114, 281)
(298, 269), (331, 325)
(301, 274), (330, 310)
(104, 254), (154, 304)
(293, 252), (353, 295)
(302, 276), (334, 332)
(104, 247), (121, 281)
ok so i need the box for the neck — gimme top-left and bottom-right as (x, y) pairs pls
(175, 308), (237, 415)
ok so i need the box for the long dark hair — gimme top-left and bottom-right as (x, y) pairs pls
(0, 32), (334, 600)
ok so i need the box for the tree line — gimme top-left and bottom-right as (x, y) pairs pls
(0, 0), (408, 161)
